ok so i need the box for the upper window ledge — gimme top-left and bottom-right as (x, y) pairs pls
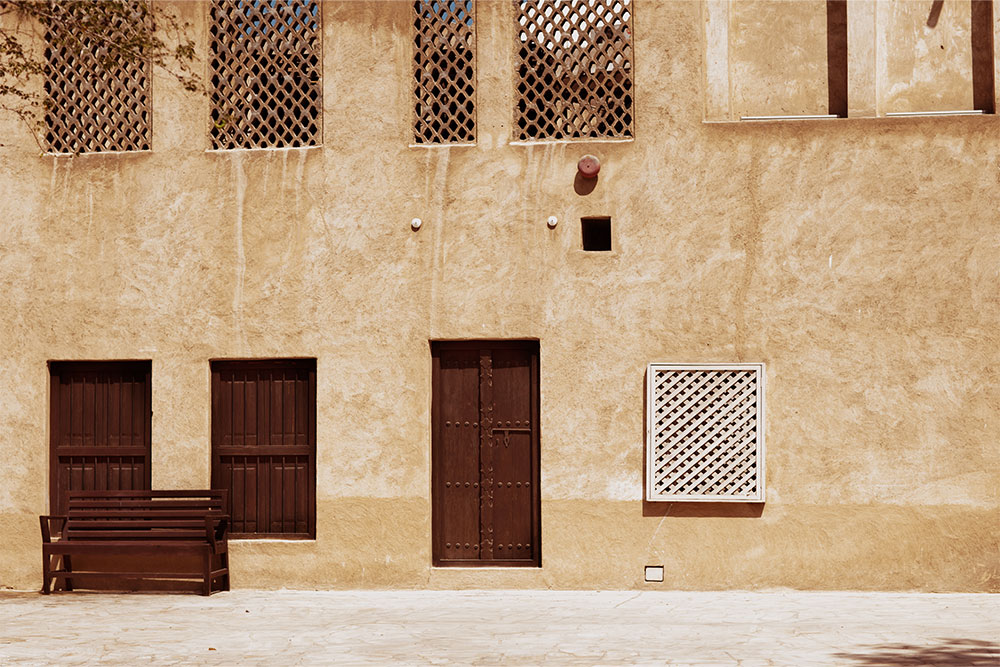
(704, 110), (993, 124)
(509, 137), (634, 147)
(42, 149), (153, 158)
(204, 145), (323, 155)
(883, 110), (987, 118)
(409, 142), (477, 149)
(740, 114), (839, 121)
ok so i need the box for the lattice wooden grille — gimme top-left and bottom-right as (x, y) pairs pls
(646, 364), (765, 502)
(44, 1), (151, 154)
(209, 0), (322, 149)
(413, 0), (476, 144)
(515, 0), (633, 141)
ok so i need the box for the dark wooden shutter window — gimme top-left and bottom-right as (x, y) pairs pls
(49, 361), (152, 515)
(432, 341), (541, 567)
(211, 359), (316, 539)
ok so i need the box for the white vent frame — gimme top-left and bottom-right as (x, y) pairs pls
(646, 363), (765, 502)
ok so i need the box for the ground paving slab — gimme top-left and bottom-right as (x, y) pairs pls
(0, 590), (996, 666)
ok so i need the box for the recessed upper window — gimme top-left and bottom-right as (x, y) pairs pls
(729, 0), (836, 118)
(515, 0), (634, 141)
(882, 0), (993, 114)
(44, 1), (151, 154)
(413, 0), (477, 144)
(209, 0), (322, 150)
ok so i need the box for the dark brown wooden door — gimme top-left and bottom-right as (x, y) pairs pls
(432, 341), (540, 567)
(49, 361), (152, 515)
(211, 359), (316, 538)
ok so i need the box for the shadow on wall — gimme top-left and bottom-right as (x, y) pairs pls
(641, 501), (764, 518)
(834, 638), (999, 666)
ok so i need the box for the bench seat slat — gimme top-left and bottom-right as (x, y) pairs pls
(65, 530), (207, 539)
(47, 571), (225, 581)
(68, 500), (225, 509)
(62, 520), (209, 529)
(45, 542), (210, 554)
(67, 490), (225, 498)
(67, 510), (225, 519)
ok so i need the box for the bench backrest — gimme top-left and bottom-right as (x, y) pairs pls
(62, 490), (228, 541)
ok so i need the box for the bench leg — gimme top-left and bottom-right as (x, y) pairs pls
(62, 555), (74, 591)
(41, 552), (51, 595)
(221, 550), (230, 592)
(202, 553), (212, 596)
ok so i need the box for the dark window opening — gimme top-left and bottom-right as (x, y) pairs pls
(582, 217), (612, 252)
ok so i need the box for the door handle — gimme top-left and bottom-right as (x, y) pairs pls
(490, 427), (531, 448)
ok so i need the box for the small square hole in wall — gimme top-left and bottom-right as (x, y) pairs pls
(645, 566), (664, 582)
(581, 217), (612, 251)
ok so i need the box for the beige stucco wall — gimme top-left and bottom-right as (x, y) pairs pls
(1, 0), (998, 592)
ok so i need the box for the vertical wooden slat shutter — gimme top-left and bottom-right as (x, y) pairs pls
(211, 359), (316, 538)
(432, 341), (540, 567)
(49, 361), (152, 515)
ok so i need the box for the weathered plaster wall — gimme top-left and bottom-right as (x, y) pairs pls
(0, 0), (997, 592)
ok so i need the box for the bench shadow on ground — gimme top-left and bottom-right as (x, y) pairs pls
(833, 638), (999, 666)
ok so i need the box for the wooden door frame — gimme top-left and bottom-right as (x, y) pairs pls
(430, 340), (541, 567)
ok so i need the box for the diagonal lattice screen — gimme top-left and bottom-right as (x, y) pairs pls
(209, 0), (322, 150)
(45, 1), (151, 154)
(515, 0), (633, 141)
(646, 364), (765, 502)
(413, 0), (476, 144)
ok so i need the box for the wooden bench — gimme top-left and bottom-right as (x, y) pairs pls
(40, 490), (230, 596)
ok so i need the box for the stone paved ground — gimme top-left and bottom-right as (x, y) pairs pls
(0, 590), (997, 666)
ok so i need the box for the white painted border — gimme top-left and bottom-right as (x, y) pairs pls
(645, 363), (765, 503)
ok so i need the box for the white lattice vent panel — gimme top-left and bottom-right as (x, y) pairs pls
(646, 364), (765, 502)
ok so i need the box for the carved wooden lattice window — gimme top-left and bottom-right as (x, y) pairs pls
(209, 0), (322, 149)
(413, 0), (476, 144)
(515, 0), (633, 141)
(646, 364), (765, 502)
(44, 1), (151, 154)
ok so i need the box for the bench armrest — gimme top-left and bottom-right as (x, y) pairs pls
(205, 515), (230, 551)
(39, 515), (69, 543)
